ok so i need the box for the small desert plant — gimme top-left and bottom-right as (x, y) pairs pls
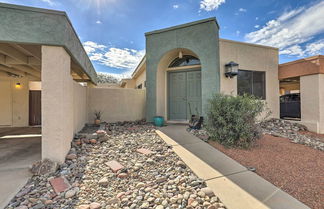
(94, 110), (102, 120)
(205, 93), (269, 148)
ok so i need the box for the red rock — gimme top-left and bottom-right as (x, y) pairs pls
(188, 198), (195, 206)
(117, 173), (128, 178)
(90, 139), (97, 144)
(136, 148), (153, 155)
(96, 130), (107, 134)
(116, 192), (126, 198)
(105, 160), (124, 172)
(49, 176), (71, 194)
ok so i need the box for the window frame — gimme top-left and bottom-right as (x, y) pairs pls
(237, 69), (266, 100)
(168, 55), (200, 68)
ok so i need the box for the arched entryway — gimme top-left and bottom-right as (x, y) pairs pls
(156, 48), (202, 121)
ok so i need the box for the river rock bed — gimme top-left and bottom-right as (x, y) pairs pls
(6, 121), (226, 209)
(188, 119), (324, 151)
(260, 118), (324, 151)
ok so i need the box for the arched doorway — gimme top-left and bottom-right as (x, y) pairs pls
(155, 48), (202, 121)
(168, 55), (202, 120)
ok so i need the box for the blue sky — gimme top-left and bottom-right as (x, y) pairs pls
(1, 0), (324, 78)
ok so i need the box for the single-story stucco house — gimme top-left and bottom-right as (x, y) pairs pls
(121, 18), (280, 122)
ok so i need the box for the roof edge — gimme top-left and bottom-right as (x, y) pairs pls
(0, 2), (66, 15)
(0, 2), (98, 84)
(279, 55), (324, 66)
(145, 17), (219, 36)
(219, 38), (278, 50)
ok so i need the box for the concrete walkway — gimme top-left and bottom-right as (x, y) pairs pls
(0, 127), (41, 209)
(158, 124), (310, 209)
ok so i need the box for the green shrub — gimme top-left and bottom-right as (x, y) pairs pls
(205, 93), (269, 148)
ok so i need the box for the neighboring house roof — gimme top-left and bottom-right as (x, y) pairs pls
(279, 55), (324, 80)
(0, 3), (97, 84)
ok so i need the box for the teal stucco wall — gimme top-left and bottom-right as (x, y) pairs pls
(0, 3), (97, 83)
(145, 18), (220, 122)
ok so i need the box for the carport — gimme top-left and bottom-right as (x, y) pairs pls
(0, 3), (97, 207)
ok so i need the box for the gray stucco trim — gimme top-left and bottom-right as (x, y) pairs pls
(145, 17), (219, 36)
(0, 3), (97, 83)
(145, 18), (221, 122)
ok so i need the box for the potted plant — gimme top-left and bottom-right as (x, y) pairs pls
(94, 110), (102, 125)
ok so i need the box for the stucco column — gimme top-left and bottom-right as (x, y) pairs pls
(300, 74), (324, 133)
(41, 46), (73, 163)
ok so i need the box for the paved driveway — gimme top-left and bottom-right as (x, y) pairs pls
(0, 127), (41, 209)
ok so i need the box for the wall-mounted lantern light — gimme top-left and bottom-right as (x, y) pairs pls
(15, 82), (22, 89)
(225, 61), (239, 78)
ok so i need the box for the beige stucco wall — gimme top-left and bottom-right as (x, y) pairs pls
(29, 81), (41, 90)
(87, 88), (146, 123)
(219, 39), (279, 118)
(135, 69), (146, 89)
(73, 82), (87, 133)
(300, 74), (324, 133)
(0, 72), (29, 127)
(42, 46), (74, 163)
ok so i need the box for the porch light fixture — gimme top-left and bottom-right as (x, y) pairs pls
(179, 51), (183, 59)
(15, 82), (21, 89)
(225, 61), (239, 78)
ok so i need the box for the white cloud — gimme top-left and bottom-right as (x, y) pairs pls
(83, 41), (144, 74)
(173, 4), (179, 9)
(245, 1), (324, 57)
(236, 30), (240, 36)
(96, 20), (102, 24)
(41, 0), (56, 6)
(200, 0), (225, 11)
(280, 45), (304, 56)
(254, 25), (260, 29)
(305, 39), (324, 56)
(255, 17), (259, 20)
(239, 8), (247, 12)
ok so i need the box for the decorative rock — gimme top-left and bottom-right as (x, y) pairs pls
(107, 197), (119, 205)
(201, 187), (215, 197)
(89, 202), (101, 209)
(98, 177), (109, 186)
(90, 139), (97, 144)
(66, 153), (77, 160)
(14, 206), (28, 209)
(176, 160), (186, 168)
(49, 176), (71, 194)
(136, 182), (145, 188)
(76, 205), (90, 209)
(105, 160), (124, 172)
(136, 148), (153, 155)
(65, 188), (77, 198)
(117, 173), (128, 178)
(30, 159), (58, 175)
(9, 122), (226, 209)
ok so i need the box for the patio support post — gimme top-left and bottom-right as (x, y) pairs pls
(41, 46), (74, 163)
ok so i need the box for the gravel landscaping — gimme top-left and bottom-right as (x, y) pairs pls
(6, 121), (226, 209)
(189, 119), (324, 209)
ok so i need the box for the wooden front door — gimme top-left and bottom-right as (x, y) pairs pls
(168, 70), (202, 120)
(29, 90), (41, 126)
